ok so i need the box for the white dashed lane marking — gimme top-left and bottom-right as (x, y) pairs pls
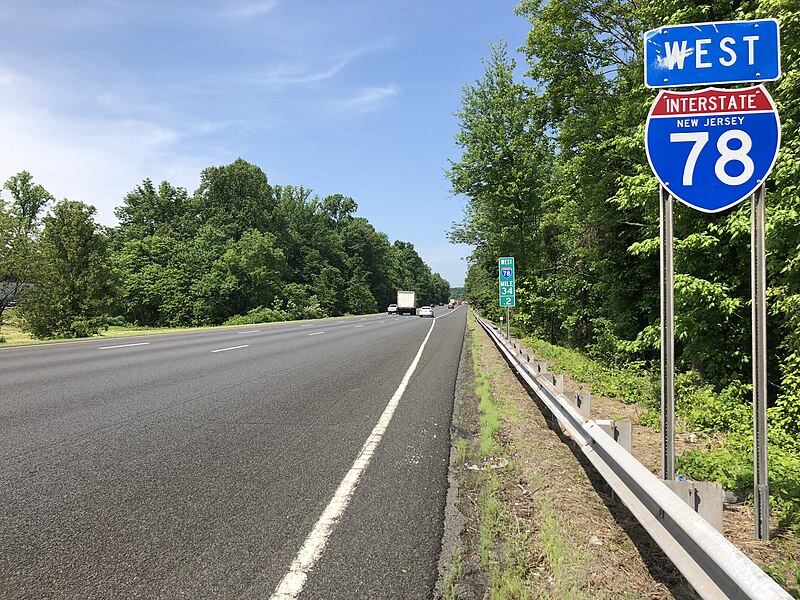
(210, 345), (250, 353)
(97, 342), (150, 350)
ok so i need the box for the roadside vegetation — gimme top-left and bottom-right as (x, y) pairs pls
(445, 312), (698, 599)
(0, 163), (450, 342)
(451, 0), (800, 541)
(522, 334), (800, 538)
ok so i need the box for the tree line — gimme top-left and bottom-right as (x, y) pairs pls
(450, 0), (799, 527)
(0, 159), (450, 339)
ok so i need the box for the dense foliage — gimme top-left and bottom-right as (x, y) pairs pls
(452, 2), (800, 528)
(0, 159), (450, 338)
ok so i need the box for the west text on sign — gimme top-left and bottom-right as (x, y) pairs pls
(644, 19), (780, 88)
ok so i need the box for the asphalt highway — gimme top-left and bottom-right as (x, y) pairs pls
(0, 305), (467, 599)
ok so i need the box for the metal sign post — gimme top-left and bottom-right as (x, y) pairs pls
(752, 184), (770, 539)
(499, 257), (515, 340)
(644, 19), (782, 539)
(660, 186), (675, 481)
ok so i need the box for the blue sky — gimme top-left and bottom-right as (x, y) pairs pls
(0, 1), (530, 287)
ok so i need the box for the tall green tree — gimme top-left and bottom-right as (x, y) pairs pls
(274, 185), (348, 316)
(342, 217), (396, 309)
(111, 234), (197, 327)
(190, 228), (286, 323)
(19, 200), (115, 338)
(114, 179), (191, 241)
(345, 256), (378, 314)
(448, 40), (551, 279)
(0, 172), (53, 329)
(192, 158), (276, 241)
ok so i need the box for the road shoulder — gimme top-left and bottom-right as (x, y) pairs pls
(437, 311), (700, 599)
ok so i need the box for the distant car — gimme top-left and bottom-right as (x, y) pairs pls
(388, 304), (398, 315)
(419, 305), (434, 318)
(457, 301), (462, 305)
(447, 303), (455, 309)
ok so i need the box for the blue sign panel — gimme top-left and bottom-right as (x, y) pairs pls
(644, 19), (780, 88)
(645, 85), (780, 213)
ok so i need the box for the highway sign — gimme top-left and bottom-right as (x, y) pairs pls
(645, 85), (780, 213)
(498, 257), (515, 307)
(644, 19), (780, 88)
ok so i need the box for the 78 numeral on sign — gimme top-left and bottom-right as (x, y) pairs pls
(670, 129), (755, 186)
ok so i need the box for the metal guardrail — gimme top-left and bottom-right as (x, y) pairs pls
(473, 312), (791, 600)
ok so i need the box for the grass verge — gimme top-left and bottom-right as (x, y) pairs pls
(448, 313), (600, 599)
(0, 309), (375, 348)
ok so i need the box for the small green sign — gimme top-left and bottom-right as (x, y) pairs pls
(499, 257), (515, 307)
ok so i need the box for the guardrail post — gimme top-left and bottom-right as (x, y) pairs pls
(596, 419), (632, 454)
(570, 390), (591, 418)
(535, 361), (548, 374)
(664, 480), (724, 533)
(549, 374), (564, 392)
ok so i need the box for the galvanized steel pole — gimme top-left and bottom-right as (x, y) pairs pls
(660, 185), (675, 481)
(752, 184), (770, 540)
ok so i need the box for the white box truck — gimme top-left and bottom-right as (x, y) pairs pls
(396, 290), (417, 316)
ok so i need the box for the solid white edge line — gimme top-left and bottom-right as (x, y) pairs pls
(97, 342), (151, 350)
(270, 318), (437, 600)
(210, 345), (250, 353)
(434, 307), (461, 320)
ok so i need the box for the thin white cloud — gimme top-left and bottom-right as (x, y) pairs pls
(246, 37), (397, 88)
(337, 85), (399, 115)
(224, 1), (280, 20)
(257, 56), (351, 86)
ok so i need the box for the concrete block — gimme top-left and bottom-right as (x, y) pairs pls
(664, 480), (724, 533)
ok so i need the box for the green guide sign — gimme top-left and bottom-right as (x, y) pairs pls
(499, 257), (515, 307)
